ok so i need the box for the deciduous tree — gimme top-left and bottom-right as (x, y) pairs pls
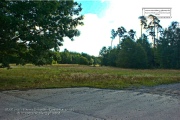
(0, 0), (83, 67)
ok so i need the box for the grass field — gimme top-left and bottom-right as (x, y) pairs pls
(0, 64), (180, 91)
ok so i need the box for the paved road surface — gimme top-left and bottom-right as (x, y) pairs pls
(0, 83), (180, 120)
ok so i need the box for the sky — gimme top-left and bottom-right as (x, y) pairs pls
(60, 0), (180, 56)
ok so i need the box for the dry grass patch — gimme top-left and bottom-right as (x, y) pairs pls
(0, 64), (180, 90)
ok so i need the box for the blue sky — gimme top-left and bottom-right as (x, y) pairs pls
(77, 0), (110, 17)
(61, 0), (180, 56)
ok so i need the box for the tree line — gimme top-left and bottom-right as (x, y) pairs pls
(100, 15), (180, 69)
(1, 1), (180, 69)
(0, 48), (101, 66)
(52, 49), (101, 65)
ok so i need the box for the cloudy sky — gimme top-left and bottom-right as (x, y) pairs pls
(60, 0), (180, 56)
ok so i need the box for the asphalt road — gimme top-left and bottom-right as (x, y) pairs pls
(0, 83), (180, 120)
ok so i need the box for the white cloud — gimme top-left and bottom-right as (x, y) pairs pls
(103, 0), (180, 41)
(61, 14), (111, 56)
(61, 0), (180, 56)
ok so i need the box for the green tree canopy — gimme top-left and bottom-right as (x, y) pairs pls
(116, 38), (147, 69)
(0, 0), (83, 67)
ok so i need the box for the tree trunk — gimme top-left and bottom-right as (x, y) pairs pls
(157, 28), (158, 40)
(154, 19), (156, 47)
(111, 39), (113, 49)
(141, 24), (142, 39)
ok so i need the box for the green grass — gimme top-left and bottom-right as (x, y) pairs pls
(0, 64), (180, 91)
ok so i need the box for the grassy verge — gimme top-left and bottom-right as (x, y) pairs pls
(0, 64), (180, 91)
